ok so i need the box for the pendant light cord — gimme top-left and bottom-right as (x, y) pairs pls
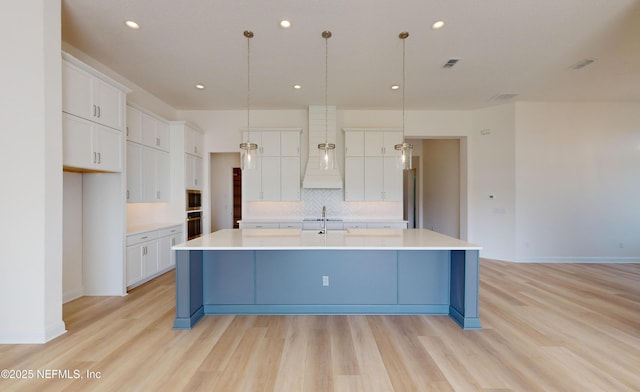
(247, 31), (251, 141)
(324, 31), (329, 145)
(402, 33), (406, 139)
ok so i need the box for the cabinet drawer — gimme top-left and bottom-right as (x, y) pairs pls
(127, 231), (159, 246)
(157, 226), (183, 238)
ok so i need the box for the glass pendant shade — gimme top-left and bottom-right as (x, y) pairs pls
(395, 142), (413, 170)
(318, 143), (336, 170)
(240, 142), (258, 170)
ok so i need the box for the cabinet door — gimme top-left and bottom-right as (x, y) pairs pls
(95, 125), (123, 172)
(281, 157), (300, 201)
(344, 157), (364, 201)
(281, 132), (300, 157)
(364, 132), (384, 156)
(62, 61), (93, 121)
(126, 142), (143, 202)
(184, 154), (194, 189)
(261, 157), (281, 200)
(155, 150), (170, 201)
(126, 106), (142, 143)
(185, 126), (203, 157)
(242, 157), (262, 201)
(143, 241), (159, 278)
(383, 156), (402, 201)
(185, 154), (203, 190)
(141, 146), (156, 200)
(345, 131), (364, 157)
(364, 157), (384, 200)
(126, 244), (143, 287)
(383, 132), (402, 156)
(93, 79), (124, 130)
(260, 132), (281, 156)
(141, 112), (157, 148)
(155, 121), (170, 152)
(158, 236), (172, 271)
(169, 233), (183, 266)
(63, 113), (94, 169)
(193, 156), (203, 190)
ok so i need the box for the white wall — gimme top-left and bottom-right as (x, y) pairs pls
(422, 139), (460, 238)
(0, 0), (66, 343)
(515, 102), (640, 262)
(63, 173), (83, 302)
(469, 104), (517, 260)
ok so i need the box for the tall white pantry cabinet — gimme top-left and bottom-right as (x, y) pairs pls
(61, 52), (130, 296)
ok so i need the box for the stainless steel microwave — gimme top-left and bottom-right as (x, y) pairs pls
(186, 189), (201, 211)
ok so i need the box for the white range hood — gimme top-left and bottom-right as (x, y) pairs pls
(302, 105), (343, 189)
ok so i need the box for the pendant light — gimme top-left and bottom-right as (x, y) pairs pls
(239, 30), (258, 170)
(394, 32), (413, 170)
(318, 30), (336, 171)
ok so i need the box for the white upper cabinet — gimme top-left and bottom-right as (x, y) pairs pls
(63, 113), (122, 172)
(125, 105), (171, 203)
(62, 59), (125, 131)
(126, 106), (143, 143)
(343, 129), (402, 201)
(345, 131), (365, 157)
(364, 131), (402, 156)
(241, 129), (301, 201)
(127, 105), (170, 152)
(185, 125), (204, 157)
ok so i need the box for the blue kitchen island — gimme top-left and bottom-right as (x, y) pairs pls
(173, 228), (482, 330)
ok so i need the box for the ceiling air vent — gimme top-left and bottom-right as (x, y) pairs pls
(570, 58), (596, 70)
(442, 58), (459, 68)
(489, 93), (519, 102)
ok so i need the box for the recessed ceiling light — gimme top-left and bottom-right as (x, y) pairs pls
(280, 20), (291, 29)
(293, 84), (301, 89)
(391, 85), (400, 90)
(125, 20), (140, 30)
(195, 84), (205, 90)
(432, 20), (445, 30)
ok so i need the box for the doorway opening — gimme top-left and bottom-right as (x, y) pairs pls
(406, 138), (466, 239)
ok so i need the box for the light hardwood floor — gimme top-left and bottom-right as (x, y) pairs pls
(1, 259), (638, 391)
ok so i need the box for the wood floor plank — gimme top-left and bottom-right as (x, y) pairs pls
(1, 261), (639, 392)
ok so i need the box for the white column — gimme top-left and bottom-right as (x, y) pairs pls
(0, 0), (65, 343)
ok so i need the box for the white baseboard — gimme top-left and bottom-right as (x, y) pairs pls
(512, 257), (640, 263)
(0, 321), (66, 344)
(63, 287), (84, 304)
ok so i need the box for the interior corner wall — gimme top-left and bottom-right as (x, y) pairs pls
(514, 102), (640, 262)
(0, 0), (65, 343)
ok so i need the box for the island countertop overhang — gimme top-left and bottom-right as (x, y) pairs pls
(173, 228), (482, 251)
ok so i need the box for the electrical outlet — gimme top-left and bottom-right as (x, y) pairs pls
(322, 275), (329, 286)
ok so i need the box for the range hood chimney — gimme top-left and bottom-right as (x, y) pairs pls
(302, 105), (343, 189)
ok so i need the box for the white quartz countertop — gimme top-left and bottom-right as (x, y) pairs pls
(173, 228), (481, 251)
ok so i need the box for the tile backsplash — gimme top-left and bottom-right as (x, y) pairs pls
(243, 189), (402, 220)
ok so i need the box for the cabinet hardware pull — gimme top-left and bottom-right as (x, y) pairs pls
(156, 137), (160, 146)
(97, 106), (101, 118)
(93, 105), (96, 117)
(141, 236), (148, 239)
(97, 152), (101, 164)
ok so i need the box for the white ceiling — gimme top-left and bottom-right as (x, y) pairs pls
(61, 0), (640, 111)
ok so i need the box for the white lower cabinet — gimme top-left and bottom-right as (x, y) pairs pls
(126, 225), (183, 289)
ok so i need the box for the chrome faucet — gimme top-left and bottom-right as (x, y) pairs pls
(320, 205), (327, 234)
